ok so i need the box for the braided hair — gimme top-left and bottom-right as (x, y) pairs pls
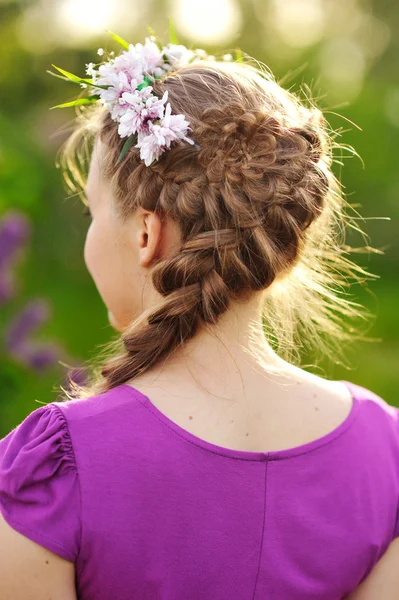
(58, 59), (375, 398)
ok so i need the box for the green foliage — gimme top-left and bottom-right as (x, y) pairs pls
(168, 17), (179, 45)
(115, 134), (137, 166)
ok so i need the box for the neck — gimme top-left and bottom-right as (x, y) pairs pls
(142, 292), (293, 399)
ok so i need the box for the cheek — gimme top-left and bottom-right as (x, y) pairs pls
(83, 222), (97, 277)
(83, 218), (140, 327)
(84, 220), (109, 287)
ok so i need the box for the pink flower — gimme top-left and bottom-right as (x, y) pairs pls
(131, 39), (166, 76)
(84, 36), (199, 165)
(109, 47), (145, 83)
(117, 89), (168, 138)
(136, 102), (194, 166)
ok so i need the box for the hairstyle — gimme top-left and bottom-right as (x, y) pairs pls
(57, 56), (379, 399)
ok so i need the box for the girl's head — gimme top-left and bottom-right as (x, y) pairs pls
(59, 56), (374, 398)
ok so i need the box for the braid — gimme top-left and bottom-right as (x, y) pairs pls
(101, 230), (231, 386)
(60, 60), (376, 399)
(99, 100), (331, 389)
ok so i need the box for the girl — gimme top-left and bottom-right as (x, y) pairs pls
(1, 35), (398, 599)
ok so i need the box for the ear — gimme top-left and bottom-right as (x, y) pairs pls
(138, 209), (163, 269)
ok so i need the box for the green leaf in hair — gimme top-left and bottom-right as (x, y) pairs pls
(47, 69), (109, 90)
(105, 30), (130, 50)
(235, 48), (244, 63)
(146, 26), (163, 51)
(115, 134), (137, 166)
(49, 96), (100, 109)
(136, 75), (153, 91)
(168, 17), (179, 45)
(50, 64), (93, 84)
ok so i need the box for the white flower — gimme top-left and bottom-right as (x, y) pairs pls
(161, 102), (194, 145)
(85, 62), (96, 76)
(223, 53), (233, 61)
(188, 48), (209, 65)
(77, 36), (204, 166)
(125, 38), (165, 78)
(104, 51), (144, 87)
(117, 89), (169, 138)
(138, 38), (165, 74)
(136, 102), (194, 166)
(162, 44), (195, 68)
(194, 48), (207, 58)
(94, 70), (138, 117)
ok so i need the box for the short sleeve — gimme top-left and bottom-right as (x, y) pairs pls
(0, 403), (81, 562)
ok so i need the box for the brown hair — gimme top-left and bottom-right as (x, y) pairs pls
(57, 57), (379, 399)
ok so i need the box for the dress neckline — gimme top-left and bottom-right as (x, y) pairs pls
(119, 380), (361, 462)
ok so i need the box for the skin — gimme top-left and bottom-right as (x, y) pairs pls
(344, 538), (399, 599)
(1, 137), (398, 597)
(0, 512), (77, 600)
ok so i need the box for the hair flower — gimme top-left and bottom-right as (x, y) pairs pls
(47, 27), (237, 167)
(117, 88), (168, 139)
(137, 101), (195, 167)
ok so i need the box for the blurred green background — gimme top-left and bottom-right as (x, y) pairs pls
(0, 0), (398, 434)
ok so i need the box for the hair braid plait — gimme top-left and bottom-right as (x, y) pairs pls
(60, 60), (378, 398)
(101, 100), (332, 386)
(101, 173), (239, 386)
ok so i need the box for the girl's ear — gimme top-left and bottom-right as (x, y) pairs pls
(138, 210), (163, 269)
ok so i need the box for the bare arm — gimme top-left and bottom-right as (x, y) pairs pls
(0, 512), (77, 600)
(345, 538), (399, 600)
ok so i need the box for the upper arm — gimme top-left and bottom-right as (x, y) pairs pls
(0, 403), (82, 598)
(345, 538), (399, 600)
(0, 512), (77, 600)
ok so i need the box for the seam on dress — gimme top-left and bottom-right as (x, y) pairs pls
(50, 403), (83, 564)
(129, 388), (263, 461)
(252, 460), (268, 599)
(267, 414), (360, 461)
(125, 385), (361, 462)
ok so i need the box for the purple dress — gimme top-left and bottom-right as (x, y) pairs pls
(1, 380), (398, 599)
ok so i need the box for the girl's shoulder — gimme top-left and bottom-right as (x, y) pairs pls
(54, 383), (141, 422)
(342, 379), (398, 420)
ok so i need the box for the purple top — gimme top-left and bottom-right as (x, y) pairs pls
(1, 380), (399, 599)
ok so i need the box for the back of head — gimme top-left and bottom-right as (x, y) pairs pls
(58, 53), (375, 398)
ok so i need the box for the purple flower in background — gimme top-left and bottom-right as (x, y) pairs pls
(4, 299), (51, 352)
(0, 209), (87, 382)
(13, 340), (66, 372)
(0, 269), (15, 304)
(0, 211), (30, 306)
(0, 211), (30, 270)
(3, 299), (67, 372)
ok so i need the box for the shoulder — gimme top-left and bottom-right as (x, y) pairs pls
(51, 384), (146, 461)
(311, 374), (397, 420)
(341, 380), (399, 422)
(54, 383), (140, 423)
(304, 376), (399, 455)
(328, 379), (399, 441)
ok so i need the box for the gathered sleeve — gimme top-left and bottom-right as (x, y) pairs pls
(0, 403), (81, 562)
